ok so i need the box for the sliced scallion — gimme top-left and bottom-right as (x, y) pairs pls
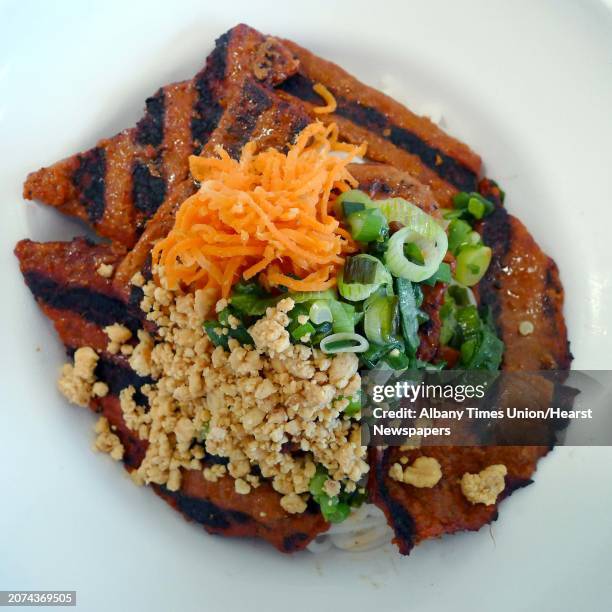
(363, 295), (398, 345)
(291, 322), (315, 342)
(338, 255), (391, 301)
(448, 219), (473, 255)
(396, 278), (420, 356)
(384, 222), (448, 282)
(309, 300), (333, 325)
(336, 189), (373, 217)
(346, 208), (388, 242)
(343, 255), (381, 284)
(328, 300), (356, 334)
(422, 262), (452, 287)
(320, 332), (369, 354)
(454, 245), (492, 286)
(288, 289), (337, 303)
(342, 391), (362, 416)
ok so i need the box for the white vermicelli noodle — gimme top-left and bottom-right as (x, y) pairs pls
(307, 504), (393, 553)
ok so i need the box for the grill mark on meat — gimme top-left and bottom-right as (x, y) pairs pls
(191, 32), (228, 152)
(94, 354), (154, 398)
(478, 204), (510, 328)
(278, 74), (478, 192)
(477, 179), (509, 331)
(135, 89), (165, 147)
(71, 147), (106, 223)
(132, 161), (167, 215)
(161, 488), (254, 529)
(224, 80), (274, 159)
(23, 271), (141, 332)
(370, 449), (416, 554)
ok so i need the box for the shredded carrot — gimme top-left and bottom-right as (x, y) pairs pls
(152, 121), (367, 298)
(313, 83), (337, 115)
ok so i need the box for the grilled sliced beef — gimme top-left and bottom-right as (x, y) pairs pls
(155, 471), (327, 553)
(275, 37), (481, 206)
(14, 237), (328, 552)
(113, 78), (312, 296)
(347, 162), (439, 216)
(23, 25), (299, 248)
(368, 445), (549, 555)
(477, 179), (572, 370)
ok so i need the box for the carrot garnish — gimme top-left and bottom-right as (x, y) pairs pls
(312, 83), (338, 115)
(152, 121), (367, 298)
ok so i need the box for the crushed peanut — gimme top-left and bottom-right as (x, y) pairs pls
(92, 381), (109, 398)
(104, 323), (132, 354)
(389, 456), (442, 488)
(460, 464), (508, 505)
(280, 493), (307, 514)
(96, 263), (114, 278)
(203, 464), (227, 483)
(57, 347), (99, 407)
(93, 416), (124, 461)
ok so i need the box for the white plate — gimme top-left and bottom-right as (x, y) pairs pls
(1, 1), (611, 610)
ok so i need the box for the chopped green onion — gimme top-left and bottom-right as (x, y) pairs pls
(448, 219), (473, 255)
(203, 320), (229, 349)
(396, 278), (420, 355)
(347, 208), (388, 242)
(452, 191), (495, 219)
(338, 255), (391, 302)
(318, 493), (351, 523)
(328, 300), (356, 334)
(288, 289), (337, 303)
(309, 465), (328, 497)
(422, 262), (452, 286)
(385, 222), (448, 282)
(230, 282), (278, 316)
(461, 323), (504, 370)
(309, 300), (333, 324)
(439, 299), (457, 346)
(442, 208), (464, 220)
(360, 340), (403, 369)
(308, 465), (352, 523)
(343, 201), (366, 216)
(310, 321), (333, 345)
(448, 283), (476, 307)
(456, 305), (482, 339)
(454, 245), (492, 286)
(342, 391), (362, 416)
(291, 322), (315, 342)
(364, 295), (398, 345)
(336, 189), (373, 217)
(343, 255), (381, 285)
(320, 332), (369, 354)
(384, 348), (412, 370)
(204, 310), (254, 348)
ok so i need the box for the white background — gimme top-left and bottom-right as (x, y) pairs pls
(1, 1), (611, 611)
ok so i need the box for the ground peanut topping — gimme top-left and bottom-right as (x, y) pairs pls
(57, 346), (99, 407)
(93, 416), (124, 461)
(389, 456), (442, 488)
(460, 464), (507, 505)
(121, 277), (367, 512)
